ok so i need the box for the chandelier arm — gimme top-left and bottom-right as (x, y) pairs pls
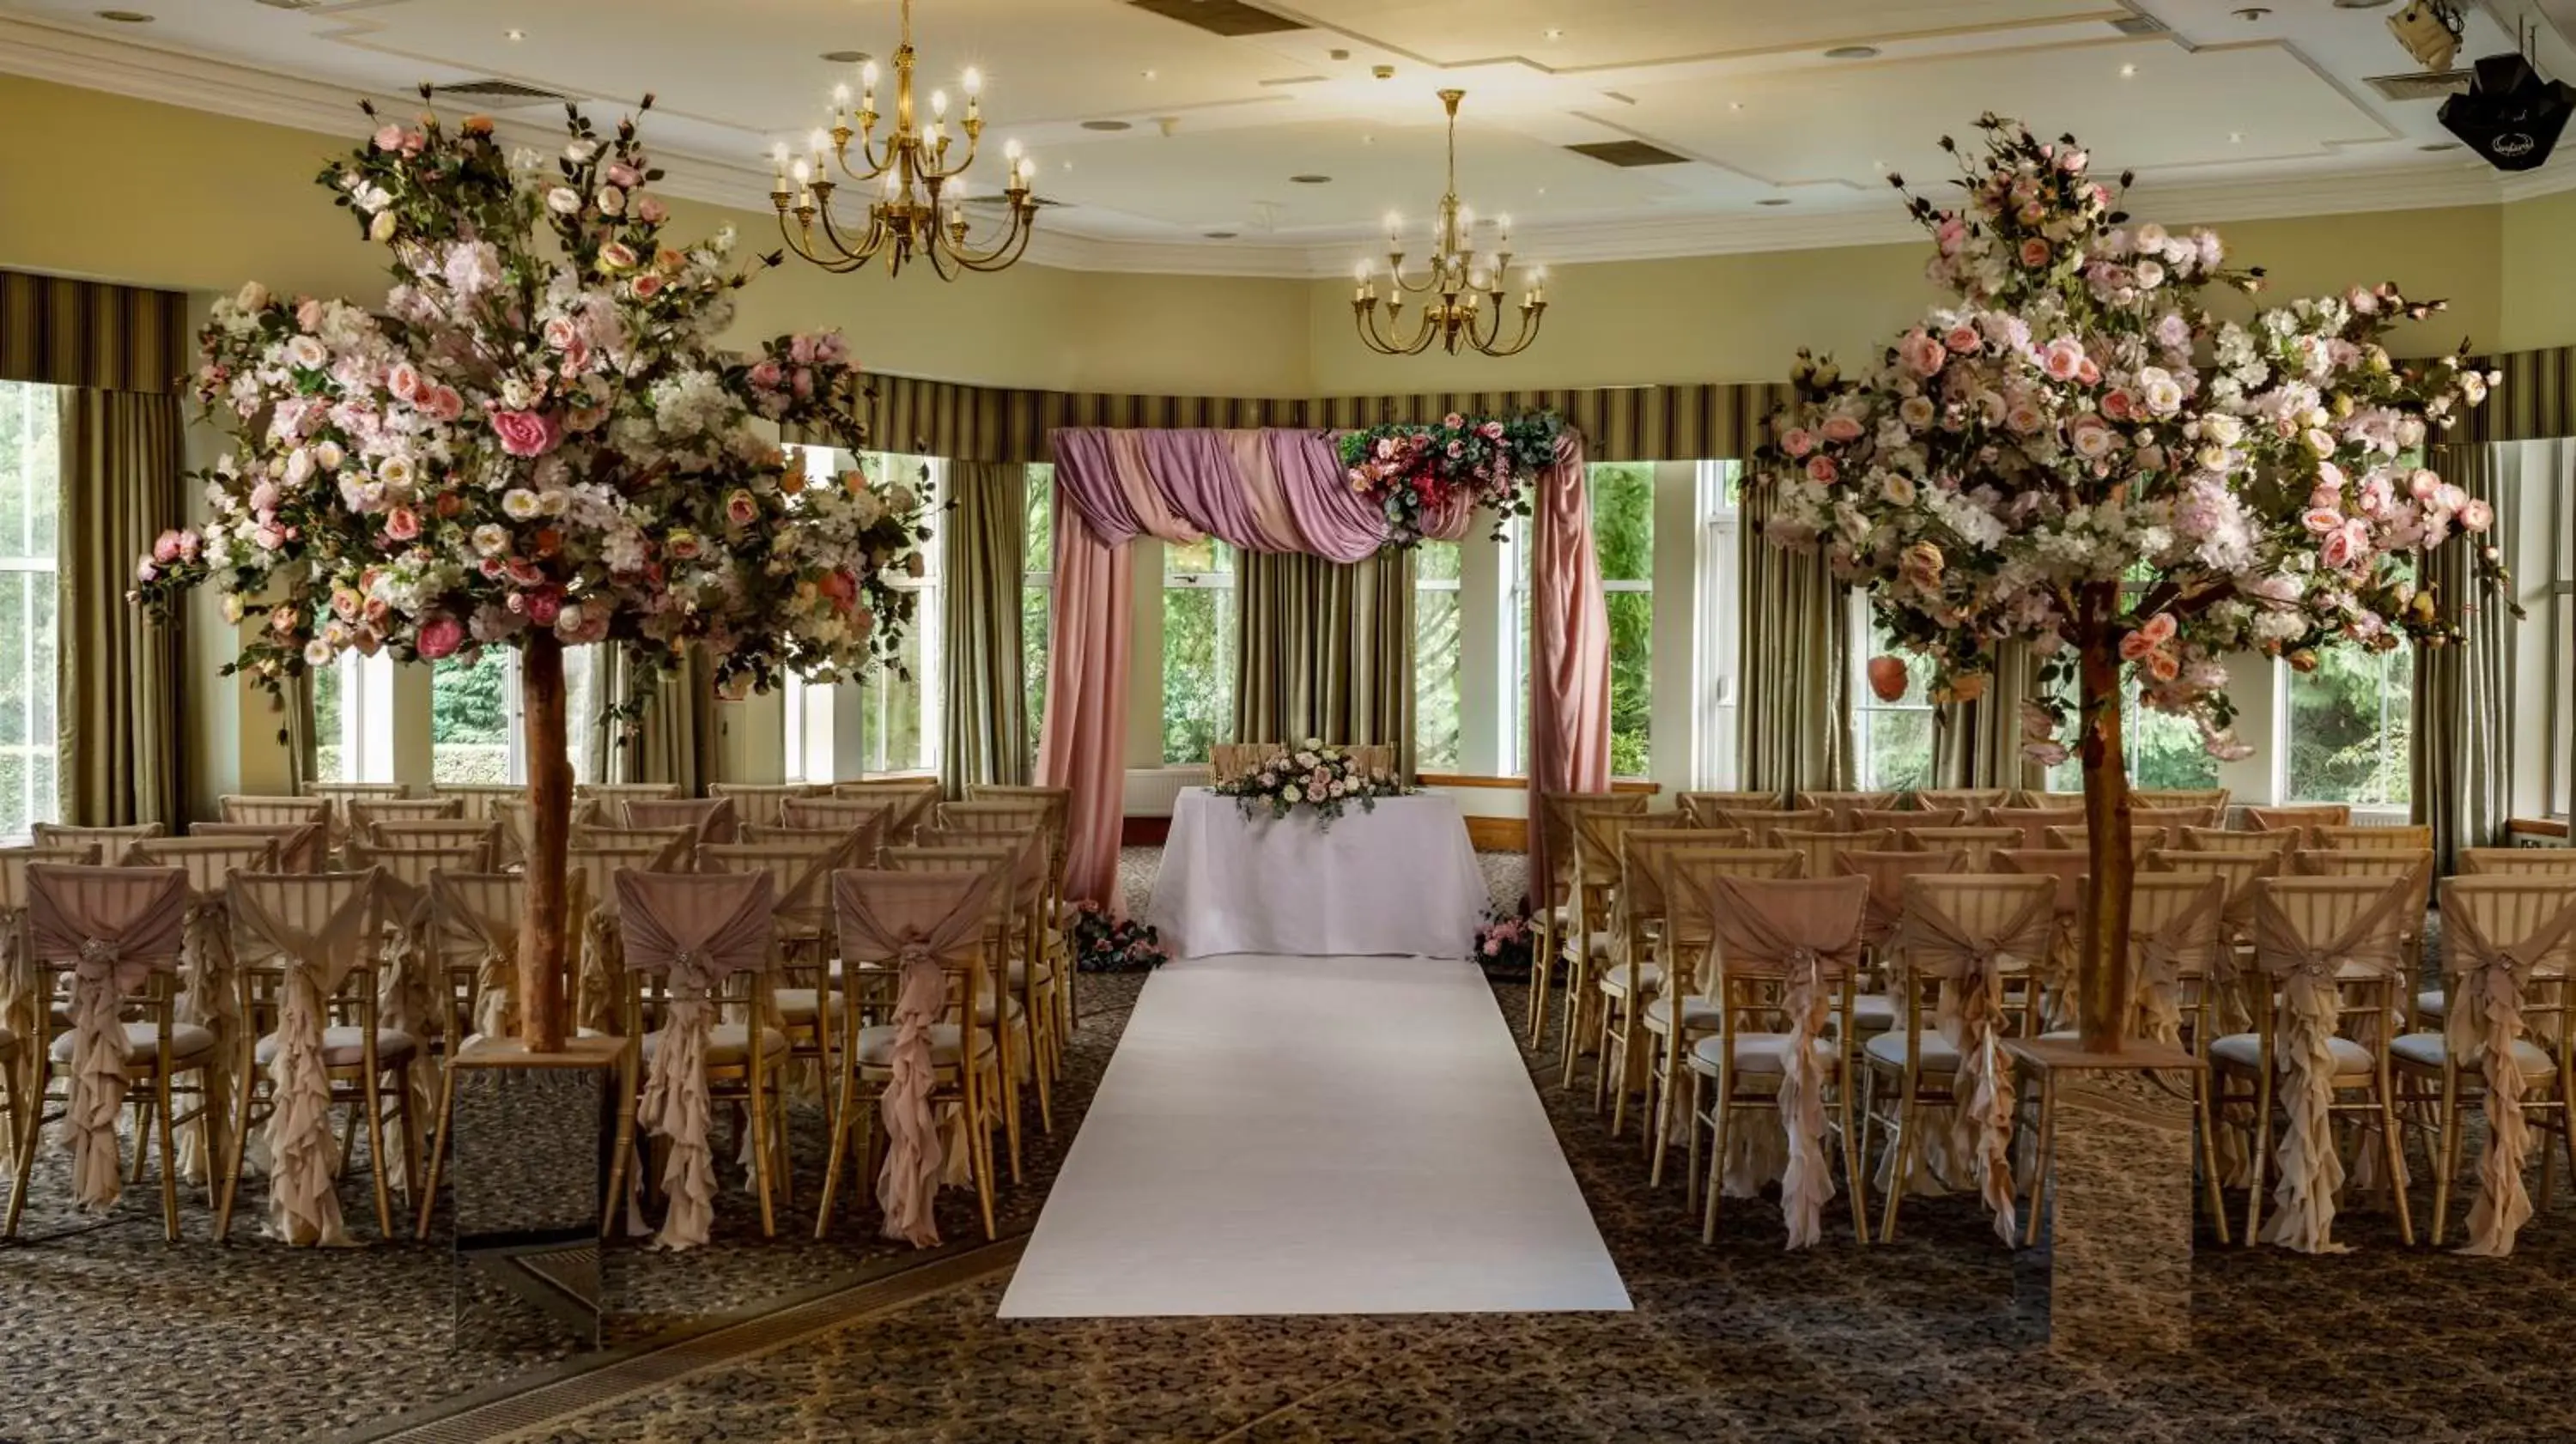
(940, 210), (1035, 271)
(1477, 303), (1546, 358)
(810, 192), (888, 268)
(836, 130), (898, 185)
(776, 213), (872, 274)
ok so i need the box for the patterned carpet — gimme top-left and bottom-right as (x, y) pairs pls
(5, 846), (2574, 1443)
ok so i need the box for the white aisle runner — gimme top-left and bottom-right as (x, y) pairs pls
(999, 954), (1631, 1318)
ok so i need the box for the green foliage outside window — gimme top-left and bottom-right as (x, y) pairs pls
(432, 651), (512, 784)
(1162, 537), (1233, 766)
(1415, 541), (1461, 772)
(1589, 464), (1654, 779)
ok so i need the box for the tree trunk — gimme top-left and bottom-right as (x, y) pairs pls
(2075, 600), (2134, 1055)
(518, 631), (572, 1053)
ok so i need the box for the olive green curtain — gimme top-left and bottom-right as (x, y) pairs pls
(940, 459), (1030, 798)
(1232, 549), (1414, 779)
(601, 647), (720, 793)
(281, 671), (317, 795)
(1934, 640), (2041, 791)
(58, 387), (185, 827)
(2412, 442), (2512, 872)
(1735, 485), (1850, 792)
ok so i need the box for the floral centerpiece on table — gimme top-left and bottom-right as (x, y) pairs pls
(1066, 901), (1170, 974)
(1210, 739), (1412, 827)
(129, 89), (927, 1054)
(1339, 410), (1564, 546)
(1748, 114), (2505, 1249)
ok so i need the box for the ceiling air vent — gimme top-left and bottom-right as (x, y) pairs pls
(2366, 69), (2475, 100)
(1127, 0), (1307, 38)
(2111, 13), (2170, 35)
(433, 78), (569, 104)
(1564, 139), (1692, 167)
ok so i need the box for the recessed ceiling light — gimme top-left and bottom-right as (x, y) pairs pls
(1824, 45), (1879, 59)
(2119, 63), (2137, 77)
(1360, 134), (1375, 145)
(1757, 197), (1792, 206)
(1141, 70), (1158, 80)
(1080, 119), (1133, 131)
(1544, 27), (1564, 40)
(820, 50), (871, 64)
(505, 28), (525, 40)
(94, 9), (153, 21)
(2228, 131), (2245, 143)
(1728, 100), (1744, 112)
(1290, 173), (1332, 184)
(1204, 230), (1238, 239)
(1534, 186), (1547, 196)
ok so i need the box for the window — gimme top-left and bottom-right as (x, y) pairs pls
(0, 383), (58, 839)
(432, 649), (515, 786)
(1161, 535), (1234, 765)
(1593, 463), (1655, 779)
(312, 651), (395, 783)
(2041, 688), (2221, 793)
(1024, 463), (1054, 771)
(1502, 517), (1531, 776)
(1695, 462), (1742, 788)
(2281, 646), (2411, 806)
(1850, 604), (1935, 791)
(1414, 540), (1462, 771)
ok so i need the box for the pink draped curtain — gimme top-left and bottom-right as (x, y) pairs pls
(1036, 425), (1606, 907)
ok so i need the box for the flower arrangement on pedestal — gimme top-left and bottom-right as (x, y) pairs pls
(1749, 115), (2506, 1241)
(1210, 740), (1412, 827)
(131, 91), (927, 1053)
(1339, 411), (1564, 546)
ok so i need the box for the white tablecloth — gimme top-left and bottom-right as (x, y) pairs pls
(1146, 788), (1486, 960)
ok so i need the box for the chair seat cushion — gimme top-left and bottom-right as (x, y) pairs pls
(51, 1021), (216, 1067)
(1596, 962), (1663, 998)
(1844, 993), (1899, 1033)
(2390, 1031), (2555, 1077)
(253, 1025), (420, 1070)
(2208, 1032), (2375, 1080)
(2415, 990), (2446, 1022)
(641, 1022), (791, 1069)
(1862, 1029), (1959, 1073)
(1689, 1031), (1838, 1076)
(1643, 994), (1723, 1034)
(853, 1022), (994, 1070)
(772, 987), (842, 1024)
(1003, 956), (1056, 989)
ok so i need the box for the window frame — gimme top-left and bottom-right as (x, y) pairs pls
(1694, 461), (1741, 789)
(1413, 539), (1464, 773)
(0, 381), (59, 840)
(2274, 645), (2413, 810)
(1848, 598), (1936, 792)
(1158, 536), (1235, 767)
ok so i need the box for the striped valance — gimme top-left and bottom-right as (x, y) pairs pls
(0, 270), (188, 396)
(853, 373), (1797, 466)
(2487, 344), (2576, 443)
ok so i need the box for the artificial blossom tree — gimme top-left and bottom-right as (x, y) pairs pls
(133, 93), (927, 1053)
(1751, 115), (2507, 1055)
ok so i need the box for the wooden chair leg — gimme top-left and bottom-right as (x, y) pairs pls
(2196, 1071), (2231, 1247)
(394, 1065), (423, 1218)
(2379, 1073), (2415, 1247)
(1683, 1069), (1705, 1214)
(362, 1056), (394, 1242)
(2245, 1066), (2273, 1247)
(155, 1069), (182, 1244)
(1878, 1085), (1915, 1245)
(416, 1059), (458, 1243)
(2431, 1067), (2461, 1248)
(1838, 1065), (1868, 1246)
(216, 1065), (260, 1245)
(749, 1054), (776, 1241)
(1701, 1070), (1732, 1245)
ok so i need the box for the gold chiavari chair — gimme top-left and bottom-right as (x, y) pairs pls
(20, 865), (198, 1241)
(1999, 848), (2089, 1028)
(625, 796), (741, 848)
(967, 784), (1075, 1031)
(1903, 827), (2018, 871)
(2297, 848), (2434, 996)
(2244, 804), (2353, 848)
(817, 867), (1005, 1241)
(919, 825), (1064, 1099)
(1837, 847), (1968, 1032)
(217, 869), (412, 1244)
(1772, 828), (1890, 885)
(1861, 873), (2055, 1242)
(1687, 872), (1873, 1247)
(1794, 791), (1899, 832)
(572, 823), (698, 864)
(2461, 847), (2576, 877)
(2136, 804), (2223, 837)
(127, 837), (278, 1177)
(347, 843), (480, 1173)
(2208, 875), (2415, 1250)
(935, 802), (1066, 1066)
(1567, 806), (1661, 1101)
(708, 782), (824, 832)
(191, 820), (328, 874)
(33, 822), (164, 857)
(491, 795), (602, 872)
(785, 795), (908, 849)
(568, 843), (683, 1034)
(1645, 846), (1801, 1198)
(1708, 807), (1831, 847)
(2396, 875), (2576, 1251)
(886, 844), (1037, 1181)
(1987, 805), (2085, 850)
(427, 871), (530, 1048)
(1851, 806), (1961, 840)
(0, 846), (99, 1239)
(1915, 788), (2009, 824)
(2318, 824), (2435, 852)
(220, 794), (330, 830)
(2105, 872), (2233, 1242)
(428, 783), (522, 823)
(2016, 789), (2087, 809)
(1618, 826), (1712, 1180)
(363, 819), (502, 865)
(574, 781), (683, 806)
(2132, 786), (2231, 812)
(2179, 824), (2300, 859)
(611, 868), (787, 1243)
(1533, 791), (1649, 1053)
(2143, 846), (2282, 959)
(828, 780), (942, 844)
(2041, 824), (2162, 860)
(1208, 743), (1281, 783)
(1678, 791), (1783, 826)
(702, 833), (874, 1114)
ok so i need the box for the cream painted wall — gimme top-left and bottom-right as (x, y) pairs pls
(2502, 189), (2576, 355)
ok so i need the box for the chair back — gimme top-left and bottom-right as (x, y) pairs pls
(2317, 823), (2434, 851)
(2142, 846), (2280, 939)
(27, 864), (191, 975)
(2016, 789), (2087, 809)
(348, 798), (465, 837)
(1771, 828), (1890, 882)
(570, 824), (696, 870)
(1987, 805), (2084, 850)
(623, 796), (740, 847)
(611, 868), (777, 997)
(33, 822), (164, 855)
(2132, 786), (2230, 812)
(363, 819), (501, 867)
(2133, 806), (2220, 845)
(1678, 790), (1782, 824)
(2244, 804), (2352, 847)
(702, 834), (869, 944)
(428, 783), (523, 822)
(831, 867), (999, 1034)
(1915, 788), (2008, 824)
(1705, 806), (1830, 847)
(1997, 848), (2089, 924)
(2248, 877), (2413, 1041)
(304, 781), (407, 804)
(1614, 828), (1709, 939)
(0, 846), (103, 907)
(1657, 849), (1801, 992)
(1903, 827), (2018, 870)
(2179, 824), (2298, 858)
(219, 794), (329, 829)
(744, 821), (886, 863)
(225, 870), (380, 1001)
(190, 821), (327, 873)
(1540, 791), (1649, 894)
(1570, 807), (1654, 905)
(968, 784), (1072, 886)
(2042, 824), (2161, 859)
(936, 799), (1053, 839)
(2460, 847), (2576, 877)
(1836, 848), (1966, 951)
(1888, 874), (2057, 1036)
(708, 782), (823, 831)
(1210, 743), (1280, 782)
(2297, 847), (2433, 933)
(2439, 877), (2576, 1048)
(575, 781), (682, 804)
(428, 871), (528, 1041)
(826, 780), (941, 841)
(346, 842), (483, 896)
(1852, 805), (1961, 837)
(783, 795), (904, 844)
(492, 795), (602, 870)
(129, 836), (279, 892)
(1703, 873), (1869, 986)
(2122, 872), (2229, 1044)
(1793, 790), (1899, 830)
(919, 827), (1048, 911)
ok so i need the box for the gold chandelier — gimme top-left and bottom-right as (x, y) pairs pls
(1352, 89), (1547, 357)
(770, 0), (1037, 279)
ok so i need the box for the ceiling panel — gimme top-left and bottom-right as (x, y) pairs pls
(1276, 0), (2120, 70)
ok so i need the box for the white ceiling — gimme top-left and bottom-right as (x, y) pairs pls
(3, 0), (2572, 274)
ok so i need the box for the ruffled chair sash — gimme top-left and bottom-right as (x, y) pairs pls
(432, 875), (526, 1042)
(227, 873), (380, 1246)
(27, 865), (190, 1210)
(1706, 874), (1867, 1249)
(832, 868), (999, 1247)
(2443, 895), (2576, 1257)
(616, 869), (777, 1251)
(1889, 885), (2054, 1243)
(2131, 880), (2226, 1046)
(2248, 881), (2410, 1253)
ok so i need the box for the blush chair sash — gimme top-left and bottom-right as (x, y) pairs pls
(833, 867), (999, 1248)
(1706, 874), (1868, 1249)
(2441, 883), (2576, 1257)
(2126, 876), (2227, 1045)
(1890, 880), (2055, 1242)
(228, 871), (380, 1246)
(27, 865), (191, 1209)
(616, 869), (778, 1251)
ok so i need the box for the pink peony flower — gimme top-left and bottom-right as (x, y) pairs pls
(635, 196), (668, 225)
(489, 410), (562, 458)
(1805, 456), (1838, 484)
(1898, 331), (1947, 379)
(151, 531), (184, 564)
(416, 614), (465, 660)
(1944, 324), (1982, 355)
(373, 124), (404, 152)
(632, 274), (665, 300)
(749, 360), (783, 391)
(606, 162), (641, 188)
(725, 488), (758, 526)
(388, 362), (422, 401)
(2461, 497), (2494, 531)
(384, 507), (421, 542)
(2041, 337), (2087, 382)
(1443, 412), (1465, 428)
(423, 385), (465, 422)
(1821, 416), (1864, 444)
(2020, 237), (2052, 269)
(526, 590), (562, 628)
(1781, 428), (1816, 458)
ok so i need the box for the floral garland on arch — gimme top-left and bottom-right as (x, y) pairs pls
(1339, 410), (1564, 547)
(1210, 741), (1413, 827)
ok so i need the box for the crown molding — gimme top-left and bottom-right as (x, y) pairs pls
(3, 14), (2566, 282)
